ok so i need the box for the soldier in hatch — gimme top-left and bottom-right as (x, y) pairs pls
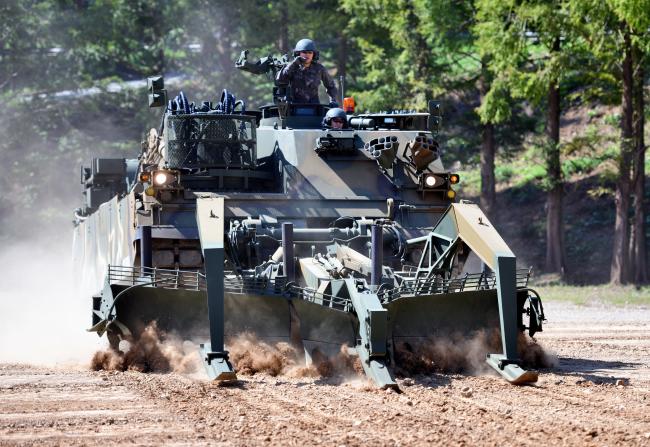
(322, 108), (348, 129)
(277, 39), (339, 106)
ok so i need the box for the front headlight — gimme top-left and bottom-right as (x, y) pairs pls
(423, 174), (444, 188)
(154, 171), (169, 185)
(151, 170), (178, 187)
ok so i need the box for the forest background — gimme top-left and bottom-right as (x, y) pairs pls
(1, 0), (649, 288)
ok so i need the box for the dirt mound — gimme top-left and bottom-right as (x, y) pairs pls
(394, 330), (556, 376)
(91, 323), (200, 373)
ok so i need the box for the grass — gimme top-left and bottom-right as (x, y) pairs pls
(534, 284), (650, 307)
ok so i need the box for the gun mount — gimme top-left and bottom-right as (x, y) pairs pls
(236, 50), (291, 105)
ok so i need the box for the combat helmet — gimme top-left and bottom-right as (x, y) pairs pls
(293, 38), (319, 61)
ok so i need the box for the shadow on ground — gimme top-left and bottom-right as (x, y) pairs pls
(550, 357), (640, 383)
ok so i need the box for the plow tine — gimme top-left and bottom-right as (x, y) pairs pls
(485, 255), (538, 385)
(197, 197), (237, 382)
(347, 278), (398, 389)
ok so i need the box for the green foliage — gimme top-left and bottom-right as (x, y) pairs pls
(477, 78), (511, 124)
(456, 168), (481, 197)
(495, 165), (515, 183)
(562, 156), (601, 176)
(519, 164), (548, 186)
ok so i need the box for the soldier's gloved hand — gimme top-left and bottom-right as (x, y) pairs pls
(293, 56), (306, 65)
(328, 101), (339, 108)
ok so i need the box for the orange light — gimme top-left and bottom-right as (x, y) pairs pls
(139, 172), (151, 182)
(449, 174), (460, 184)
(343, 96), (355, 113)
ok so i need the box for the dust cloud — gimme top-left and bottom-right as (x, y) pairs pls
(91, 329), (362, 380)
(518, 333), (558, 368)
(394, 330), (557, 376)
(91, 322), (201, 374)
(227, 332), (362, 379)
(0, 236), (104, 366)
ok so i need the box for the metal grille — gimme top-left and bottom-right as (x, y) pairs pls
(106, 265), (531, 308)
(165, 115), (256, 169)
(108, 265), (205, 291)
(288, 284), (352, 310)
(379, 268), (532, 302)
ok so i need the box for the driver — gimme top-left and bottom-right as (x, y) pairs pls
(277, 39), (339, 106)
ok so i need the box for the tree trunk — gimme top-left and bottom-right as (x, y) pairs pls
(215, 29), (233, 86)
(337, 31), (347, 85)
(480, 123), (496, 217)
(478, 62), (496, 218)
(545, 38), (566, 276)
(611, 29), (634, 284)
(630, 45), (647, 283)
(278, 1), (289, 54)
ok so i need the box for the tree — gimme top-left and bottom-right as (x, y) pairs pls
(476, 0), (574, 276)
(573, 0), (650, 283)
(344, 0), (506, 218)
(630, 43), (647, 283)
(478, 61), (497, 216)
(417, 1), (502, 218)
(619, 1), (650, 283)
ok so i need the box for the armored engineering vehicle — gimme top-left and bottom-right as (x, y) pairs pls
(73, 51), (545, 388)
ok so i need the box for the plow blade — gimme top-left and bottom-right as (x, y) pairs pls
(386, 288), (538, 384)
(387, 289), (500, 341)
(95, 285), (293, 343)
(291, 298), (356, 363)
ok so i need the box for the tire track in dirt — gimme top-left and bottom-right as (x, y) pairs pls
(457, 377), (649, 445)
(0, 365), (199, 446)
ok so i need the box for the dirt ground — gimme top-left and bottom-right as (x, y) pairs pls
(1, 301), (649, 447)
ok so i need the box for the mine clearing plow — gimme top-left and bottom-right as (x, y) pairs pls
(79, 67), (547, 390)
(90, 198), (545, 389)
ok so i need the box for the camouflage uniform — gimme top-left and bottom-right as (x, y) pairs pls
(277, 58), (339, 104)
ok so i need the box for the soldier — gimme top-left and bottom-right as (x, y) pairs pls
(322, 108), (348, 129)
(277, 39), (339, 106)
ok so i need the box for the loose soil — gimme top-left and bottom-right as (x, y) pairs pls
(1, 301), (649, 446)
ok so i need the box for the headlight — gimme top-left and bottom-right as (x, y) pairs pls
(151, 170), (178, 187)
(423, 174), (444, 188)
(154, 172), (169, 185)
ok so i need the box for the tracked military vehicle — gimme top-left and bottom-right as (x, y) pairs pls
(73, 50), (545, 387)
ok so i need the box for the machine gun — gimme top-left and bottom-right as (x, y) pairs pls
(235, 50), (288, 76)
(235, 50), (291, 104)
